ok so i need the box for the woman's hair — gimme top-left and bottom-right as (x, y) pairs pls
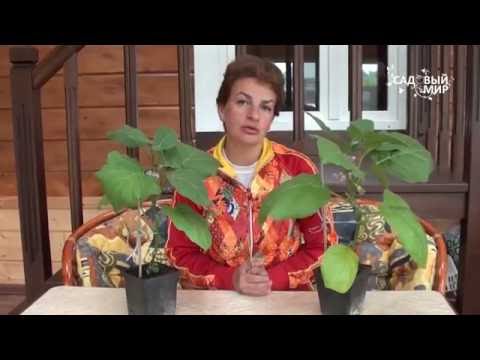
(216, 55), (285, 116)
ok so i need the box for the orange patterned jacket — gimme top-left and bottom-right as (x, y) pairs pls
(165, 137), (325, 290)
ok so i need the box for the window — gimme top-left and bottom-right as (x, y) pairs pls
(193, 45), (407, 132)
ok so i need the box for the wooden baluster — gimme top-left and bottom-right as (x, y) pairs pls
(64, 53), (83, 230)
(9, 46), (52, 303)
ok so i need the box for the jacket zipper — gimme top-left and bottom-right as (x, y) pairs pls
(218, 170), (255, 259)
(248, 191), (254, 260)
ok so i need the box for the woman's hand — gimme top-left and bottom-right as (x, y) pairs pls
(233, 259), (272, 296)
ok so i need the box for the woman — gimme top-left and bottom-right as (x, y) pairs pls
(166, 55), (324, 296)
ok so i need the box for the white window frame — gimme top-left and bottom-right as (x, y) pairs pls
(194, 45), (407, 132)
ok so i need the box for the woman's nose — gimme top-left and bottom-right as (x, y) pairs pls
(247, 105), (260, 121)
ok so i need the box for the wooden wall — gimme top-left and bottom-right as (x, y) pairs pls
(0, 196), (104, 284)
(0, 45), (181, 284)
(0, 45), (181, 196)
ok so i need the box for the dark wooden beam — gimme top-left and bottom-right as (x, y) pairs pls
(349, 45), (363, 121)
(178, 45), (194, 145)
(123, 45), (139, 160)
(427, 45), (441, 167)
(417, 45), (431, 147)
(64, 53), (83, 231)
(458, 45), (480, 314)
(408, 46), (421, 138)
(32, 45), (84, 89)
(453, 45), (467, 181)
(293, 45), (304, 143)
(9, 46), (52, 303)
(439, 45), (453, 175)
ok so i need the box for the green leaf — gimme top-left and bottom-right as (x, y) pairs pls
(375, 143), (405, 152)
(363, 132), (393, 150)
(316, 136), (365, 180)
(373, 147), (433, 183)
(383, 132), (427, 149)
(152, 127), (178, 151)
(166, 169), (211, 208)
(320, 244), (359, 294)
(306, 112), (351, 151)
(366, 132), (433, 183)
(306, 112), (331, 131)
(107, 125), (151, 148)
(95, 151), (161, 212)
(259, 174), (331, 225)
(163, 204), (212, 251)
(162, 143), (220, 177)
(379, 190), (428, 267)
(347, 119), (374, 142)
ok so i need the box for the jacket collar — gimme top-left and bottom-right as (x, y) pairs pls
(211, 136), (275, 179)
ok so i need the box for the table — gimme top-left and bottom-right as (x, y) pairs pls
(21, 286), (456, 315)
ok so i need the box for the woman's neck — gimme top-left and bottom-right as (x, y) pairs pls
(223, 137), (263, 166)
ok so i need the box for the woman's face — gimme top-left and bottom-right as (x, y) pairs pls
(218, 77), (276, 147)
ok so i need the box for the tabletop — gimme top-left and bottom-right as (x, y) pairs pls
(21, 286), (456, 315)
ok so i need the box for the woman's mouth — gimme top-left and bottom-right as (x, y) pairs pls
(241, 126), (260, 135)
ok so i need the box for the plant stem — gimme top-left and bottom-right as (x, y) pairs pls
(137, 201), (143, 279)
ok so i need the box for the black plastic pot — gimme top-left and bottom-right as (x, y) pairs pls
(123, 265), (180, 315)
(314, 264), (372, 315)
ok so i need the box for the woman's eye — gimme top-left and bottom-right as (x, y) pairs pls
(261, 105), (272, 112)
(237, 99), (247, 106)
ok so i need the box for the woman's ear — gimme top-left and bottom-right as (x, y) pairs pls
(217, 104), (225, 122)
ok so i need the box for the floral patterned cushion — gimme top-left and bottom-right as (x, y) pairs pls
(75, 206), (170, 287)
(324, 199), (437, 291)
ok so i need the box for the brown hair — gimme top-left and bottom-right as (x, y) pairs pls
(216, 55), (285, 116)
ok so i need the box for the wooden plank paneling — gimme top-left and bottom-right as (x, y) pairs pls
(0, 77), (11, 108)
(0, 261), (61, 284)
(0, 231), (68, 262)
(0, 173), (18, 196)
(0, 45), (11, 77)
(1, 140), (124, 172)
(137, 74), (179, 106)
(0, 196), (103, 210)
(0, 110), (13, 140)
(0, 172), (104, 196)
(2, 119), (179, 172)
(78, 45), (178, 74)
(0, 142), (15, 172)
(136, 46), (178, 73)
(1, 45), (179, 77)
(1, 107), (179, 141)
(1, 45), (182, 198)
(1, 74), (179, 109)
(0, 208), (104, 232)
(138, 107), (180, 136)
